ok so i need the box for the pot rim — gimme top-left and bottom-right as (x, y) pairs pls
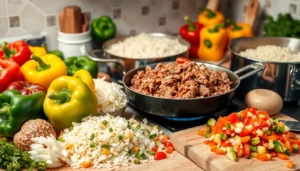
(123, 62), (240, 101)
(102, 33), (190, 60)
(230, 36), (300, 64)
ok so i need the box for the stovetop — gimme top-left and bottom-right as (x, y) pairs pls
(128, 96), (300, 133)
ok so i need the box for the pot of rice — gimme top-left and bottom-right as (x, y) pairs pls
(87, 33), (190, 82)
(230, 36), (300, 102)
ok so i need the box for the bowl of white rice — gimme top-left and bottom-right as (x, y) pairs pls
(229, 36), (300, 102)
(87, 33), (190, 82)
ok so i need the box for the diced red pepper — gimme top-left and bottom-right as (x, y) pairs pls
(152, 147), (158, 152)
(175, 57), (190, 64)
(154, 151), (167, 160)
(165, 146), (174, 154)
(227, 113), (239, 124)
(240, 130), (249, 137)
(165, 142), (173, 147)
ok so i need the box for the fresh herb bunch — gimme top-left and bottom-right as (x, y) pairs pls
(0, 138), (46, 171)
(263, 13), (300, 38)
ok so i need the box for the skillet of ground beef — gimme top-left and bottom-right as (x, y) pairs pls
(130, 61), (232, 99)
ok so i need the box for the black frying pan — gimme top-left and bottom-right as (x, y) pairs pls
(123, 62), (265, 117)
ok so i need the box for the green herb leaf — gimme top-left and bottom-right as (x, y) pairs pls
(90, 133), (95, 140)
(118, 135), (123, 140)
(109, 127), (113, 132)
(102, 120), (108, 126)
(149, 133), (157, 139)
(90, 142), (96, 148)
(101, 145), (110, 149)
(136, 124), (141, 129)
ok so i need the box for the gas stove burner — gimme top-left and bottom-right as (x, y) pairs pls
(162, 116), (206, 121)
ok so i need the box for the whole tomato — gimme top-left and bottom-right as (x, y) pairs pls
(6, 81), (47, 95)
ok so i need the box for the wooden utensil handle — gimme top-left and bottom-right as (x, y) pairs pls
(206, 0), (221, 11)
(244, 0), (259, 28)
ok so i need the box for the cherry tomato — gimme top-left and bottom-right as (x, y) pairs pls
(175, 57), (190, 64)
(161, 139), (167, 145)
(165, 142), (173, 147)
(165, 146), (174, 154)
(154, 151), (167, 160)
(152, 147), (158, 152)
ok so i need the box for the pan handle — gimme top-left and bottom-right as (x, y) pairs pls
(234, 63), (265, 80)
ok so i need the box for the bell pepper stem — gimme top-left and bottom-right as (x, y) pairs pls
(209, 23), (224, 33)
(204, 40), (212, 48)
(31, 55), (51, 71)
(184, 16), (197, 31)
(48, 88), (71, 104)
(1, 42), (15, 59)
(226, 19), (242, 31)
(200, 8), (216, 18)
(0, 105), (10, 118)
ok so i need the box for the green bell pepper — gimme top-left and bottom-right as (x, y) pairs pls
(0, 89), (46, 137)
(64, 56), (98, 78)
(48, 49), (64, 60)
(91, 16), (116, 44)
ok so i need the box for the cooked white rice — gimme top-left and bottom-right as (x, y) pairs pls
(94, 78), (128, 114)
(106, 33), (188, 58)
(239, 45), (300, 62)
(30, 115), (166, 170)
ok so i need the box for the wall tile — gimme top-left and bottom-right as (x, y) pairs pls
(9, 16), (20, 27)
(29, 0), (75, 15)
(0, 17), (9, 38)
(0, 0), (7, 16)
(6, 0), (28, 15)
(21, 2), (45, 34)
(6, 27), (28, 37)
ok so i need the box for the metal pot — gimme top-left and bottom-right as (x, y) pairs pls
(88, 33), (190, 82)
(123, 62), (264, 117)
(230, 36), (300, 102)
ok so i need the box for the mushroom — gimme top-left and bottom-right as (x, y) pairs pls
(13, 119), (56, 151)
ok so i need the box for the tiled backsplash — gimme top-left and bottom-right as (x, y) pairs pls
(0, 0), (299, 50)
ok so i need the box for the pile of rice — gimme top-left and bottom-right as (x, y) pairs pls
(30, 114), (166, 170)
(93, 78), (128, 114)
(239, 45), (300, 62)
(106, 33), (188, 58)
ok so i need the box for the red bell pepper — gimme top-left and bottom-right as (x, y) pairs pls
(6, 81), (47, 95)
(179, 16), (203, 59)
(0, 40), (32, 66)
(0, 59), (23, 93)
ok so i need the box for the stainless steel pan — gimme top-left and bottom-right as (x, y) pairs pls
(88, 33), (190, 81)
(123, 62), (265, 117)
(230, 36), (300, 102)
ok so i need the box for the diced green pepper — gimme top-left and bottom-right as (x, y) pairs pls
(90, 133), (95, 140)
(276, 126), (285, 134)
(141, 153), (148, 160)
(273, 140), (284, 153)
(102, 120), (108, 126)
(207, 118), (216, 127)
(134, 159), (141, 164)
(150, 134), (157, 139)
(251, 137), (260, 146)
(250, 145), (257, 152)
(204, 129), (212, 138)
(292, 144), (299, 153)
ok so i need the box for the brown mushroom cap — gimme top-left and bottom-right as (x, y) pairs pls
(13, 119), (56, 151)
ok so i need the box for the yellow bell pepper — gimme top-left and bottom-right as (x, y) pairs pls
(29, 46), (47, 57)
(226, 20), (254, 41)
(21, 54), (67, 88)
(44, 76), (98, 133)
(73, 69), (96, 93)
(198, 8), (225, 26)
(198, 24), (228, 62)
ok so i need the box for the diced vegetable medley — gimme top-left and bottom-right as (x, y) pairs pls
(198, 108), (300, 169)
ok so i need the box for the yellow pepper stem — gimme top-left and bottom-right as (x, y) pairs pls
(209, 23), (224, 33)
(48, 88), (71, 104)
(31, 55), (51, 71)
(200, 8), (216, 18)
(184, 16), (197, 31)
(226, 19), (242, 31)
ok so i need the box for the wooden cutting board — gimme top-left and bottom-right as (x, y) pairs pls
(49, 151), (202, 171)
(170, 113), (300, 171)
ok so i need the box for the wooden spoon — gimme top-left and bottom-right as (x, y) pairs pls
(244, 0), (259, 28)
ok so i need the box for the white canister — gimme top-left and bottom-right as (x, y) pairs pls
(57, 30), (92, 58)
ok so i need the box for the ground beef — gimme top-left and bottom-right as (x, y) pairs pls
(130, 61), (232, 99)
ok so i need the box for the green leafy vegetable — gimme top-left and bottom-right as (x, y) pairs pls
(0, 138), (47, 171)
(264, 13), (300, 38)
